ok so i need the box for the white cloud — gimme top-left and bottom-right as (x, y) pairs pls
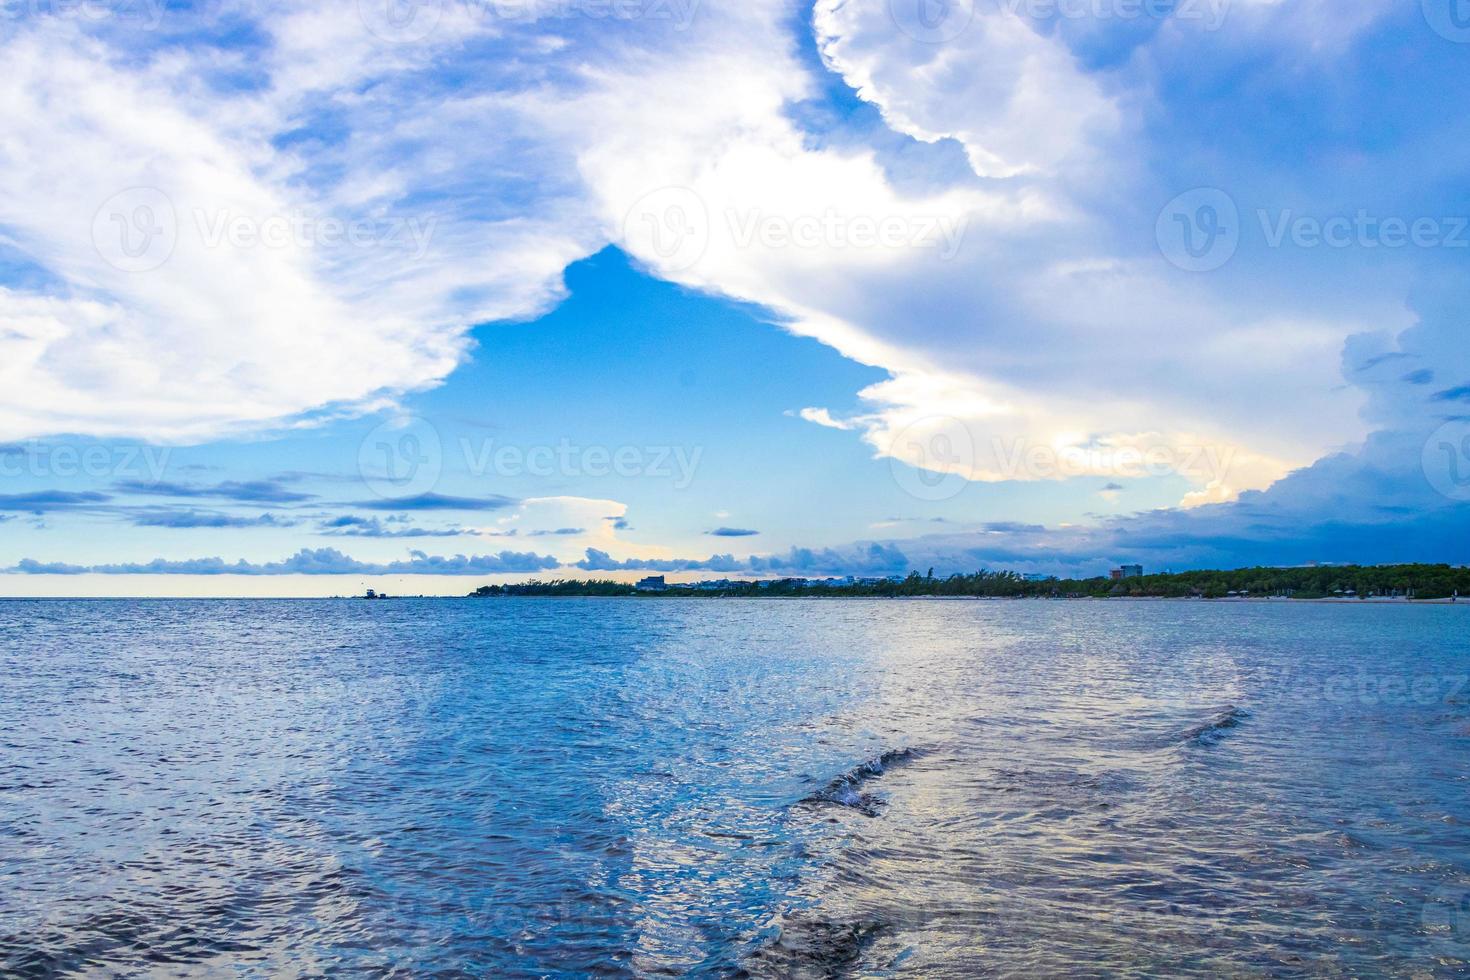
(0, 0), (1449, 528)
(0, 11), (599, 443)
(813, 0), (1123, 178)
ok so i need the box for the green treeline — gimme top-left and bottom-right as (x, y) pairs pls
(470, 564), (1470, 600)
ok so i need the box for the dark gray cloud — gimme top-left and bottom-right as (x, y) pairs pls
(351, 493), (520, 512)
(10, 548), (561, 576)
(131, 510), (297, 529)
(0, 491), (111, 512)
(114, 478), (315, 504)
(574, 542), (910, 576)
(707, 527), (759, 537)
(576, 549), (745, 573)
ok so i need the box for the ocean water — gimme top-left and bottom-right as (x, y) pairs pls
(1, 598), (1467, 977)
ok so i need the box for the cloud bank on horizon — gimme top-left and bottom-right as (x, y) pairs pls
(0, 0), (1468, 581)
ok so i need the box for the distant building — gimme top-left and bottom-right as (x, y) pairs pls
(635, 576), (667, 592)
(1110, 565), (1144, 580)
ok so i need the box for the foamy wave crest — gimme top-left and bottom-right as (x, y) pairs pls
(1181, 706), (1251, 747)
(798, 748), (923, 817)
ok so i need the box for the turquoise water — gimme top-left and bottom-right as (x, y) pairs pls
(1, 598), (1467, 976)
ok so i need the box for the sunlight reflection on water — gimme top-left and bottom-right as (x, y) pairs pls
(0, 598), (1466, 976)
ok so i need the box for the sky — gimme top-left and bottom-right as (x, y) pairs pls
(1, 0), (1468, 596)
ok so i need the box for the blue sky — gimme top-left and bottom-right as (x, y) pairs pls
(0, 0), (1467, 594)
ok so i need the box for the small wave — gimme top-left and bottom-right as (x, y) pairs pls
(1181, 706), (1251, 747)
(748, 918), (887, 976)
(798, 748), (922, 817)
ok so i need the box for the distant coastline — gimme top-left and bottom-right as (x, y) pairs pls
(463, 564), (1470, 602)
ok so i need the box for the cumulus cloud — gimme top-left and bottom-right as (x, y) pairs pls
(0, 0), (1465, 566)
(0, 8), (598, 443)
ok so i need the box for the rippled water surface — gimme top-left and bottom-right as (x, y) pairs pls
(2, 598), (1468, 976)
